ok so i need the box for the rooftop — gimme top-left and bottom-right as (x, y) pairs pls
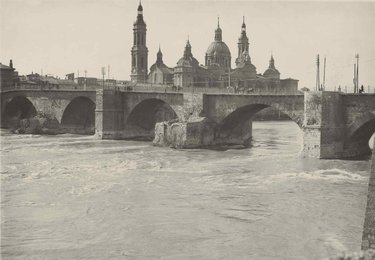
(0, 63), (14, 70)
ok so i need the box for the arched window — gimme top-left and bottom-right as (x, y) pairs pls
(132, 56), (136, 67)
(137, 33), (140, 45)
(141, 57), (144, 68)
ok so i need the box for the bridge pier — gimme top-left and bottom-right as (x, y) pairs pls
(213, 118), (253, 147)
(95, 89), (123, 139)
(301, 91), (375, 159)
(94, 89), (184, 140)
(302, 92), (347, 159)
(362, 138), (375, 249)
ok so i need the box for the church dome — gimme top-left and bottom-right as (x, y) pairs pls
(263, 55), (280, 79)
(206, 41), (231, 57)
(176, 40), (199, 68)
(205, 18), (231, 68)
(177, 56), (199, 67)
(263, 67), (280, 78)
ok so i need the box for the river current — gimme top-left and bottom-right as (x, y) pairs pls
(1, 122), (373, 259)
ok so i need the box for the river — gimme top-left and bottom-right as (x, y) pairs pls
(1, 121), (373, 259)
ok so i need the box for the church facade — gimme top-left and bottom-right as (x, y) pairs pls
(131, 3), (298, 93)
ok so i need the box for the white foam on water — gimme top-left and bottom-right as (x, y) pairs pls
(323, 233), (347, 254)
(253, 168), (366, 186)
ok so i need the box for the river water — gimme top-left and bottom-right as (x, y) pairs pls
(1, 122), (372, 259)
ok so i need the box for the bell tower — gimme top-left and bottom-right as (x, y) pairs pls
(237, 16), (249, 58)
(131, 1), (148, 83)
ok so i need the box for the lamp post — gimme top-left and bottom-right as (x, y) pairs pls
(84, 70), (87, 91)
(355, 54), (359, 93)
(101, 67), (106, 90)
(315, 55), (320, 91)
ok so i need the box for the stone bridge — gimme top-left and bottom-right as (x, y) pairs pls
(1, 89), (96, 134)
(202, 92), (375, 159)
(95, 89), (184, 139)
(0, 89), (184, 137)
(1, 89), (374, 159)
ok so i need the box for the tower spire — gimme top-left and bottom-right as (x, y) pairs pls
(157, 44), (163, 64)
(237, 17), (249, 59)
(137, 0), (143, 15)
(214, 17), (222, 41)
(184, 38), (192, 59)
(269, 53), (275, 69)
(131, 1), (148, 83)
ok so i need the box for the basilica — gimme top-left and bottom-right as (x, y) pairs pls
(130, 2), (298, 93)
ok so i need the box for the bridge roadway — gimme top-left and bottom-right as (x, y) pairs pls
(1, 88), (374, 159)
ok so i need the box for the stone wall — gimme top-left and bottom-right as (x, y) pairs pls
(302, 92), (346, 159)
(202, 94), (304, 125)
(95, 90), (184, 139)
(362, 138), (375, 250)
(153, 117), (214, 148)
(95, 89), (123, 139)
(342, 94), (375, 158)
(1, 89), (95, 124)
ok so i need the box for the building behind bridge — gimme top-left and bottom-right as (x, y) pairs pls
(0, 64), (135, 92)
(0, 60), (19, 91)
(1, 3), (299, 95)
(130, 2), (299, 94)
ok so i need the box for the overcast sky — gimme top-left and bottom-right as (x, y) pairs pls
(1, 0), (375, 90)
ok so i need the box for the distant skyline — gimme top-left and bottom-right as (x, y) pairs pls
(1, 0), (375, 90)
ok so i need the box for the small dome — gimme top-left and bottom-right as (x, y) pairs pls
(263, 68), (280, 79)
(206, 41), (231, 56)
(177, 56), (199, 67)
(263, 54), (280, 79)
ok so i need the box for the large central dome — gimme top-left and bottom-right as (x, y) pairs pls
(206, 41), (231, 56)
(205, 19), (231, 68)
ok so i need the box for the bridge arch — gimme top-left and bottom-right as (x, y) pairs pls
(61, 96), (96, 134)
(345, 112), (375, 157)
(214, 103), (303, 147)
(1, 95), (37, 128)
(218, 103), (303, 131)
(124, 98), (178, 139)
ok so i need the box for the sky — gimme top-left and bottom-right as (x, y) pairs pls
(1, 0), (375, 90)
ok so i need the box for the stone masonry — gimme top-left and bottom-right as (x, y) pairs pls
(362, 138), (375, 250)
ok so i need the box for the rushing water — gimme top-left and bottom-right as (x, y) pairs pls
(0, 122), (372, 259)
